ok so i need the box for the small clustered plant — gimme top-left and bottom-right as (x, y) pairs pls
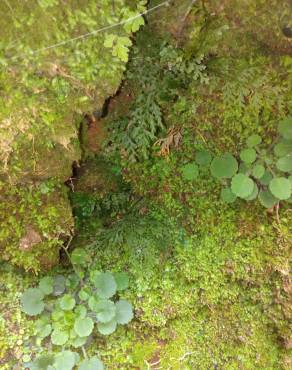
(180, 116), (292, 211)
(20, 248), (133, 370)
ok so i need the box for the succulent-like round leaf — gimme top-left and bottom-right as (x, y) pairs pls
(278, 116), (292, 139)
(220, 188), (237, 203)
(180, 162), (199, 181)
(35, 318), (52, 338)
(258, 190), (278, 208)
(93, 272), (117, 299)
(245, 183), (259, 201)
(114, 272), (129, 291)
(269, 177), (292, 200)
(21, 288), (45, 316)
(71, 335), (87, 348)
(252, 164), (265, 179)
(231, 174), (254, 199)
(247, 134), (262, 147)
(240, 148), (257, 164)
(238, 162), (249, 174)
(74, 317), (94, 337)
(88, 296), (100, 312)
(259, 171), (273, 186)
(53, 275), (66, 296)
(54, 351), (76, 370)
(210, 153), (238, 179)
(51, 329), (69, 346)
(274, 140), (292, 157)
(195, 150), (212, 166)
(79, 288), (90, 301)
(95, 300), (116, 323)
(75, 305), (87, 319)
(66, 273), (80, 290)
(30, 354), (55, 370)
(39, 277), (54, 295)
(115, 300), (134, 325)
(276, 155), (292, 172)
(97, 319), (117, 335)
(71, 248), (88, 265)
(60, 294), (76, 311)
(78, 357), (104, 370)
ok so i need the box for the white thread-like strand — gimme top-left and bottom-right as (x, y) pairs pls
(10, 1), (170, 61)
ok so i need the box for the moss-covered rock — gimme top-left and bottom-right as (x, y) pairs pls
(0, 0), (146, 270)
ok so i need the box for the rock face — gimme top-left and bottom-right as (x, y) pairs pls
(0, 0), (146, 271)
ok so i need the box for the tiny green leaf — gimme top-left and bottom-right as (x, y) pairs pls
(115, 300), (134, 325)
(258, 190), (278, 208)
(93, 272), (117, 299)
(278, 116), (292, 140)
(252, 164), (265, 179)
(78, 357), (104, 370)
(231, 174), (254, 199)
(39, 276), (54, 295)
(240, 148), (257, 164)
(51, 329), (69, 346)
(269, 177), (291, 200)
(276, 155), (292, 172)
(60, 294), (76, 311)
(210, 153), (238, 179)
(74, 317), (94, 337)
(21, 288), (45, 316)
(220, 188), (237, 203)
(195, 150), (212, 166)
(54, 351), (76, 370)
(97, 319), (117, 335)
(114, 272), (129, 291)
(247, 134), (262, 147)
(181, 162), (199, 181)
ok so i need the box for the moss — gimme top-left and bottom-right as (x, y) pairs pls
(0, 180), (73, 272)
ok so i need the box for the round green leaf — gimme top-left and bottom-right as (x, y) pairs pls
(35, 318), (52, 338)
(60, 294), (76, 311)
(115, 300), (134, 325)
(66, 273), (80, 290)
(79, 288), (90, 301)
(71, 248), (87, 265)
(247, 134), (262, 147)
(210, 153), (238, 179)
(231, 174), (254, 199)
(252, 164), (265, 179)
(21, 288), (45, 316)
(269, 177), (292, 200)
(78, 357), (104, 370)
(54, 351), (76, 370)
(276, 155), (292, 172)
(259, 171), (273, 185)
(95, 300), (116, 323)
(289, 175), (292, 186)
(30, 354), (55, 370)
(114, 272), (129, 291)
(195, 150), (212, 166)
(238, 162), (249, 174)
(258, 190), (278, 208)
(93, 272), (117, 299)
(71, 336), (87, 348)
(274, 140), (292, 157)
(240, 148), (257, 164)
(53, 275), (66, 296)
(278, 116), (292, 139)
(75, 305), (87, 319)
(51, 329), (69, 346)
(74, 317), (94, 337)
(39, 277), (54, 295)
(180, 162), (199, 181)
(245, 183), (259, 201)
(220, 188), (237, 203)
(88, 296), (99, 311)
(97, 319), (117, 335)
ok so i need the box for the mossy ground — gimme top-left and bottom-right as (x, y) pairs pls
(0, 0), (291, 368)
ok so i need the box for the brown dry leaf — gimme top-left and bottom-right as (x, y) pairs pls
(154, 126), (182, 156)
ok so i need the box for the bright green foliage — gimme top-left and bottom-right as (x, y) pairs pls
(240, 148), (257, 164)
(20, 250), (133, 367)
(78, 357), (104, 370)
(252, 164), (265, 179)
(247, 134), (262, 147)
(269, 177), (291, 200)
